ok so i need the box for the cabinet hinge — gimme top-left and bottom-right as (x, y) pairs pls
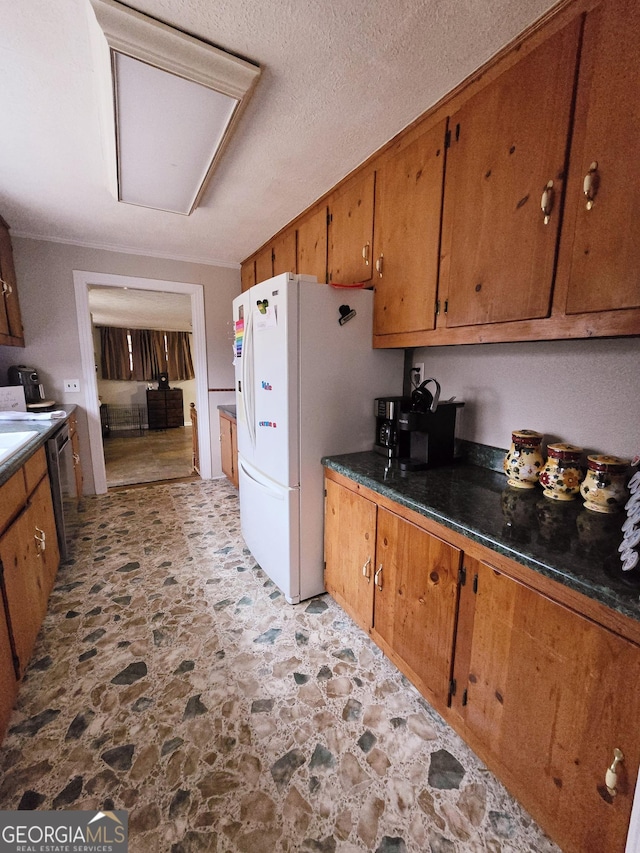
(472, 574), (479, 594)
(324, 488), (327, 497)
(444, 128), (451, 149)
(462, 688), (468, 707)
(327, 212), (333, 225)
(458, 565), (466, 586)
(449, 678), (457, 697)
(444, 299), (448, 314)
(455, 122), (461, 142)
(435, 300), (440, 316)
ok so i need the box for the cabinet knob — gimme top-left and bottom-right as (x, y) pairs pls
(362, 556), (372, 582)
(540, 180), (555, 225)
(605, 747), (624, 797)
(374, 564), (383, 590)
(583, 161), (599, 210)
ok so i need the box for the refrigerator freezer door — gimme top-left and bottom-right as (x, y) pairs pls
(237, 455), (301, 603)
(239, 274), (300, 487)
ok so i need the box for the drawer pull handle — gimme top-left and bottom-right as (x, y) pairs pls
(34, 527), (46, 554)
(605, 747), (624, 796)
(583, 161), (599, 210)
(375, 254), (383, 277)
(374, 564), (383, 590)
(540, 180), (554, 225)
(362, 556), (371, 582)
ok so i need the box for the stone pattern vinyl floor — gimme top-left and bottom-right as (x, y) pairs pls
(0, 479), (561, 853)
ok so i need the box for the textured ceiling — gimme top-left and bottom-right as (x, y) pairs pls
(88, 285), (193, 330)
(0, 0), (558, 268)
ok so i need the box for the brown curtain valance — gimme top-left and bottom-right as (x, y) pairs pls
(99, 327), (195, 382)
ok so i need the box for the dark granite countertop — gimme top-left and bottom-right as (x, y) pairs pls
(217, 403), (236, 419)
(322, 451), (640, 624)
(0, 406), (76, 487)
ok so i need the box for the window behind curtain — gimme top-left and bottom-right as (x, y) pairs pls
(99, 326), (195, 381)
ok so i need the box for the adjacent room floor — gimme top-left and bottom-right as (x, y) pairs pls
(103, 425), (197, 487)
(0, 479), (560, 852)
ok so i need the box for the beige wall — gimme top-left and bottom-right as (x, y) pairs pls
(0, 237), (241, 491)
(413, 337), (640, 459)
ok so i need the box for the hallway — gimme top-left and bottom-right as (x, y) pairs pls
(103, 425), (197, 487)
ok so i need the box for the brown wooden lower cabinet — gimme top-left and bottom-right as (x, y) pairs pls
(219, 411), (238, 488)
(323, 468), (639, 853)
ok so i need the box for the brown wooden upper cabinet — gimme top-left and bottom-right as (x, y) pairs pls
(240, 259), (256, 292)
(555, 0), (640, 317)
(373, 119), (447, 336)
(439, 18), (581, 329)
(0, 216), (24, 346)
(327, 170), (375, 285)
(297, 206), (328, 284)
(272, 229), (297, 277)
(254, 245), (273, 285)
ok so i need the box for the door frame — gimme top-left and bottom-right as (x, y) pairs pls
(73, 270), (211, 493)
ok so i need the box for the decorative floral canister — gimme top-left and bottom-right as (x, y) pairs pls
(538, 443), (583, 501)
(503, 430), (544, 489)
(580, 455), (630, 513)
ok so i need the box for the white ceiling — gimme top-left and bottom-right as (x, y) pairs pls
(0, 0), (558, 269)
(88, 285), (192, 330)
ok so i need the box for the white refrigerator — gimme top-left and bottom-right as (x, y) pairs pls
(232, 272), (403, 603)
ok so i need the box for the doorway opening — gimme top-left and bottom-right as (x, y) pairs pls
(73, 271), (212, 494)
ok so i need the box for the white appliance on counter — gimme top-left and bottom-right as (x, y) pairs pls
(232, 272), (403, 603)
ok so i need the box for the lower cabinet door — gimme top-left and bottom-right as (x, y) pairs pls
(458, 559), (640, 853)
(0, 600), (17, 740)
(371, 507), (461, 710)
(324, 478), (376, 633)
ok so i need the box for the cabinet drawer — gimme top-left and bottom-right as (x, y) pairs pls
(23, 447), (47, 495)
(0, 469), (27, 534)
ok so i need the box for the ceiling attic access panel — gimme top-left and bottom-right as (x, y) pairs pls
(439, 17), (582, 328)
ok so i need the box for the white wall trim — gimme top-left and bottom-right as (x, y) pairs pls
(73, 270), (212, 493)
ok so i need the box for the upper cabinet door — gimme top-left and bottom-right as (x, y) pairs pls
(0, 219), (24, 345)
(272, 229), (297, 277)
(328, 170), (375, 285)
(439, 18), (582, 328)
(297, 206), (328, 284)
(254, 246), (273, 284)
(559, 0), (640, 315)
(240, 260), (256, 292)
(373, 119), (447, 336)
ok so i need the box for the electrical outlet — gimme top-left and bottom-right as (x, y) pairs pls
(412, 363), (424, 387)
(64, 379), (80, 393)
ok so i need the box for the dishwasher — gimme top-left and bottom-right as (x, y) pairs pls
(45, 421), (74, 561)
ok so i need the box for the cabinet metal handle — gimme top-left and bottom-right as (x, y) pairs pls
(605, 747), (624, 796)
(362, 242), (370, 265)
(0, 278), (12, 295)
(540, 180), (554, 225)
(374, 563), (383, 590)
(375, 254), (383, 277)
(73, 452), (80, 464)
(362, 556), (371, 582)
(34, 526), (46, 554)
(583, 161), (599, 210)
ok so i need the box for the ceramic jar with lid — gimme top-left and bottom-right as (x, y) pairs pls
(538, 443), (583, 501)
(503, 430), (544, 489)
(579, 455), (629, 513)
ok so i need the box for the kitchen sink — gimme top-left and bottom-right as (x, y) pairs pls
(0, 430), (38, 464)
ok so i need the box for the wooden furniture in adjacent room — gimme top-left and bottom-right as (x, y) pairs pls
(146, 388), (184, 430)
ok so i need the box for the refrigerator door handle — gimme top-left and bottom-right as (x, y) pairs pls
(242, 306), (256, 448)
(239, 459), (285, 500)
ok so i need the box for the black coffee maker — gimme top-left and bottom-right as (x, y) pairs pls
(396, 378), (464, 470)
(8, 365), (56, 410)
(374, 396), (410, 460)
